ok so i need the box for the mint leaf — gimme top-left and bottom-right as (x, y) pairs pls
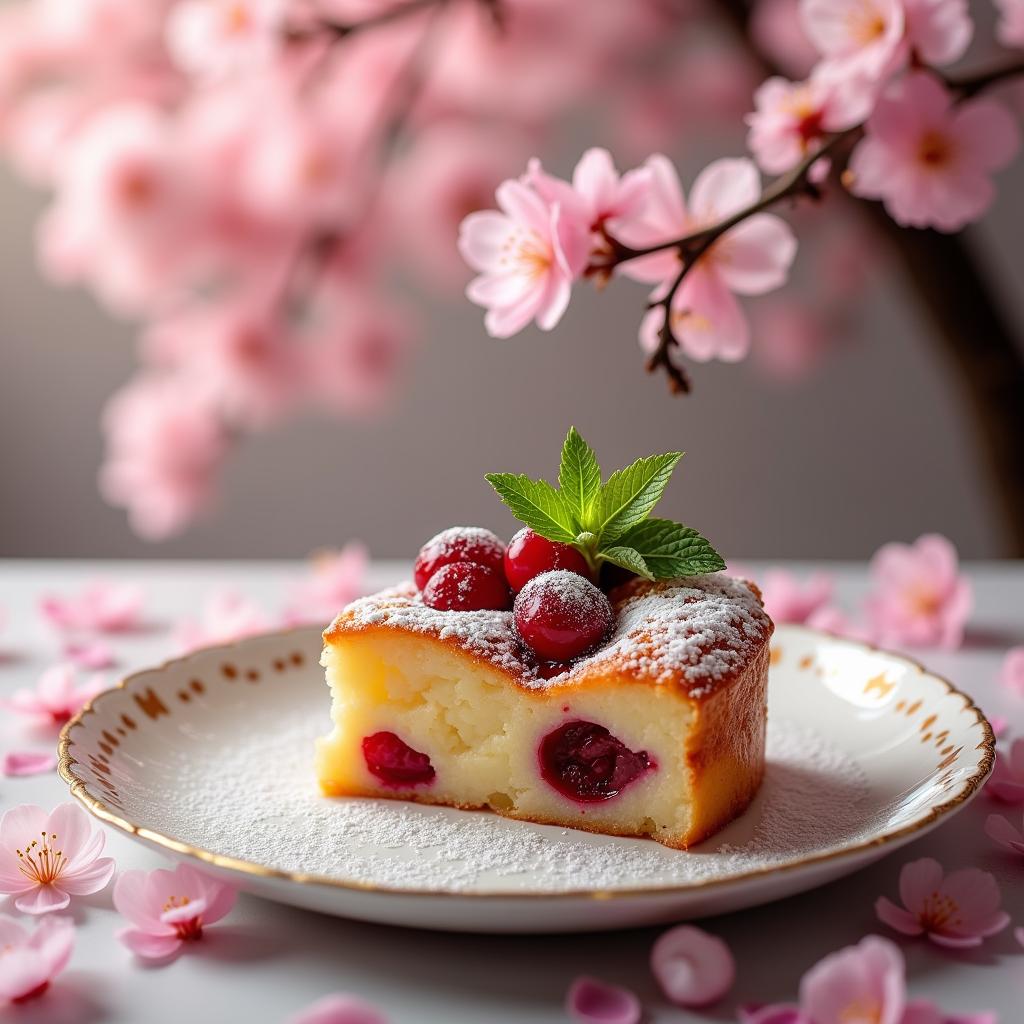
(484, 473), (576, 544)
(617, 518), (725, 578)
(558, 427), (602, 530)
(596, 452), (683, 544)
(600, 546), (654, 581)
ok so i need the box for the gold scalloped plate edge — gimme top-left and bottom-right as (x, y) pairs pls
(57, 623), (995, 903)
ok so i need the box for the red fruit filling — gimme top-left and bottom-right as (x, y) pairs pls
(414, 526), (507, 591)
(513, 569), (613, 661)
(504, 527), (594, 592)
(422, 562), (511, 611)
(362, 731), (435, 787)
(539, 721), (652, 802)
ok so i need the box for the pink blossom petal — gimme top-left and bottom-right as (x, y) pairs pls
(63, 640), (116, 670)
(566, 976), (642, 1024)
(2, 751), (57, 777)
(112, 870), (176, 933)
(56, 857), (116, 897)
(985, 813), (1024, 854)
(0, 915), (74, 1002)
(716, 212), (797, 296)
(0, 804), (48, 849)
(117, 926), (183, 961)
(898, 858), (943, 912)
(15, 884), (71, 915)
(650, 925), (735, 1007)
(940, 868), (1007, 934)
(875, 897), (924, 937)
(688, 157), (761, 222)
(287, 993), (391, 1024)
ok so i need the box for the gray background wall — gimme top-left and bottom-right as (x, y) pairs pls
(1, 93), (1022, 561)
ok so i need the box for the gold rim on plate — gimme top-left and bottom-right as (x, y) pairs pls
(57, 625), (995, 902)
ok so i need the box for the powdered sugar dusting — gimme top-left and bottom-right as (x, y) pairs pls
(329, 574), (771, 695)
(144, 706), (869, 894)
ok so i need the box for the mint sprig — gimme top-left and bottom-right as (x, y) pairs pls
(485, 428), (725, 582)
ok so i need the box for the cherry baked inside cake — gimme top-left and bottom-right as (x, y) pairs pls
(316, 431), (774, 849)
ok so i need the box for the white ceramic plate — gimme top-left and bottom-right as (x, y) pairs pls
(58, 625), (993, 934)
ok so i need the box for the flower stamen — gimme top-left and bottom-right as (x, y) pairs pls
(16, 832), (66, 887)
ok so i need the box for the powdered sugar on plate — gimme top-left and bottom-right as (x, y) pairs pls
(329, 574), (771, 695)
(145, 704), (868, 895)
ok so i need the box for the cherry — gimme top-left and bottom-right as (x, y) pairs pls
(414, 526), (506, 591)
(422, 562), (511, 611)
(539, 720), (652, 802)
(362, 731), (435, 787)
(513, 569), (613, 661)
(504, 528), (594, 592)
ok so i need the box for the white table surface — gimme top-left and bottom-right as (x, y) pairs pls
(0, 559), (1022, 1024)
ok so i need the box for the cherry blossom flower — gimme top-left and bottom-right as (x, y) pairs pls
(848, 73), (1021, 232)
(1000, 647), (1024, 696)
(38, 102), (191, 316)
(759, 569), (834, 624)
(986, 738), (1024, 803)
(739, 935), (995, 1023)
(166, 0), (286, 79)
(864, 533), (973, 649)
(40, 580), (144, 633)
(565, 976), (642, 1024)
(284, 544), (368, 627)
(801, 935), (907, 1022)
(287, 994), (390, 1024)
(0, 803), (115, 915)
(3, 665), (108, 728)
(875, 858), (1010, 948)
(113, 862), (237, 960)
(175, 591), (270, 653)
(144, 300), (301, 429)
(985, 810), (1024, 856)
(100, 375), (229, 541)
(2, 752), (58, 778)
(63, 639), (116, 670)
(650, 925), (735, 1007)
(526, 147), (654, 236)
(620, 156), (797, 362)
(800, 0), (906, 86)
(747, 72), (870, 175)
(0, 914), (75, 1004)
(459, 177), (590, 338)
(994, 0), (1024, 48)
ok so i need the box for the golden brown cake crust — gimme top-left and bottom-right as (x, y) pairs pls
(324, 574), (773, 705)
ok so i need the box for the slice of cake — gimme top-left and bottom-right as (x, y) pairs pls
(316, 561), (772, 850)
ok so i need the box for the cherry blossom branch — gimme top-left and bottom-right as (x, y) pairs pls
(603, 55), (1024, 396)
(604, 132), (851, 392)
(945, 58), (1024, 99)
